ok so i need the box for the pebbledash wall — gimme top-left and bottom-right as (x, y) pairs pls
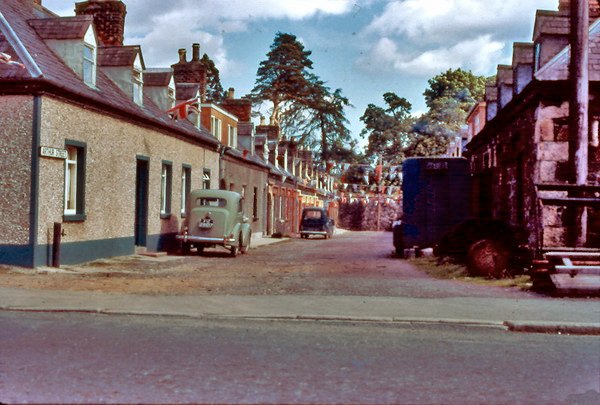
(6, 94), (220, 267)
(0, 95), (37, 266)
(222, 154), (268, 239)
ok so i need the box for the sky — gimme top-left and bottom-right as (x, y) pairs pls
(42, 0), (559, 151)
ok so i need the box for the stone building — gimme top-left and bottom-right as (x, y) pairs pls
(0, 0), (223, 266)
(465, 0), (600, 250)
(0, 0), (338, 267)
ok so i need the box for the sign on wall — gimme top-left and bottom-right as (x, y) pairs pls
(40, 146), (67, 159)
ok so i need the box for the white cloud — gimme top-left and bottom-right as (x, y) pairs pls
(121, 0), (356, 74)
(358, 35), (505, 77)
(365, 0), (557, 43)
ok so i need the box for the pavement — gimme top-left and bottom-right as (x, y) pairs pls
(1, 235), (600, 335)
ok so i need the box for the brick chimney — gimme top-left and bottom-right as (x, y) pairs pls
(75, 0), (126, 46)
(171, 43), (207, 101)
(256, 117), (280, 141)
(221, 88), (253, 122)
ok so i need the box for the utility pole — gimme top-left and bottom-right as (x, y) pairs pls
(570, 0), (589, 246)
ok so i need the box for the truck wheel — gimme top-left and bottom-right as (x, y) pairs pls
(467, 239), (509, 278)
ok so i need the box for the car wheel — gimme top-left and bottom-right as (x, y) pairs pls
(196, 245), (204, 255)
(240, 232), (250, 254)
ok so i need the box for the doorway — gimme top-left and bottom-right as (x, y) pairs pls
(135, 157), (149, 247)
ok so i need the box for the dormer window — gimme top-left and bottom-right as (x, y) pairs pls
(167, 86), (175, 109)
(133, 68), (143, 105)
(82, 43), (96, 86)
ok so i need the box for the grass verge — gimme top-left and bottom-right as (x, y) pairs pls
(409, 257), (532, 291)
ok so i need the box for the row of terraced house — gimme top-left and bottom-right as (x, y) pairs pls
(464, 0), (600, 252)
(0, 0), (338, 267)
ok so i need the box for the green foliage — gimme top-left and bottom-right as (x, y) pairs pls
(360, 93), (415, 164)
(362, 68), (488, 161)
(201, 53), (225, 103)
(251, 32), (316, 122)
(252, 32), (353, 161)
(423, 68), (486, 111)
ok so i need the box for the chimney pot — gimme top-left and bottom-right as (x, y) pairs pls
(228, 88), (235, 99)
(178, 48), (187, 63)
(192, 43), (200, 61)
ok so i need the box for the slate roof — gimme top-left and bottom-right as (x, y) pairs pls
(0, 0), (218, 148)
(175, 83), (200, 100)
(28, 16), (92, 40)
(98, 45), (142, 67)
(143, 68), (172, 87)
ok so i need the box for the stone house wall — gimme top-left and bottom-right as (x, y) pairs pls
(34, 95), (219, 265)
(0, 96), (35, 264)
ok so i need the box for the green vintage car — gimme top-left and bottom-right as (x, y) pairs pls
(176, 189), (251, 257)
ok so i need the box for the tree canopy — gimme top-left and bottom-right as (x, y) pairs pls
(251, 32), (353, 161)
(362, 68), (488, 162)
(201, 53), (225, 103)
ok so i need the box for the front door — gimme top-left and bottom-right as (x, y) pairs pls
(135, 158), (149, 246)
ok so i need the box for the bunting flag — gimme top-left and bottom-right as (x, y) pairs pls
(167, 98), (200, 120)
(374, 164), (383, 184)
(0, 52), (25, 69)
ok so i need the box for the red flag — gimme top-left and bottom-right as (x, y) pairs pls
(375, 164), (383, 184)
(167, 98), (200, 120)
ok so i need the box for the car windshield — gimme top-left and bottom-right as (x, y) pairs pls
(303, 210), (323, 219)
(196, 197), (227, 208)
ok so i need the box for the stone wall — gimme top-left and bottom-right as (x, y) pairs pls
(339, 200), (401, 231)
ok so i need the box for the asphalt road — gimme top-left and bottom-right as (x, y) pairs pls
(1, 311), (598, 404)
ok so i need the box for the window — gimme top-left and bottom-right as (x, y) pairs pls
(534, 42), (541, 72)
(167, 86), (176, 109)
(228, 124), (237, 148)
(181, 165), (191, 217)
(133, 68), (143, 105)
(63, 141), (86, 221)
(211, 116), (222, 141)
(203, 168), (211, 189)
(160, 161), (172, 218)
(83, 43), (96, 87)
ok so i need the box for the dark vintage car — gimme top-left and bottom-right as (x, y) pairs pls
(176, 189), (251, 257)
(299, 207), (334, 239)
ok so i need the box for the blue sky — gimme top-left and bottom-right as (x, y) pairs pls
(43, 0), (558, 151)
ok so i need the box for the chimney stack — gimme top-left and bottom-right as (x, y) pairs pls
(178, 48), (187, 63)
(75, 0), (127, 46)
(171, 44), (207, 101)
(192, 43), (200, 61)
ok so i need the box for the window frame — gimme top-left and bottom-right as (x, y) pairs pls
(181, 164), (191, 217)
(203, 168), (211, 189)
(160, 160), (173, 219)
(133, 68), (144, 105)
(63, 140), (87, 222)
(82, 43), (96, 87)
